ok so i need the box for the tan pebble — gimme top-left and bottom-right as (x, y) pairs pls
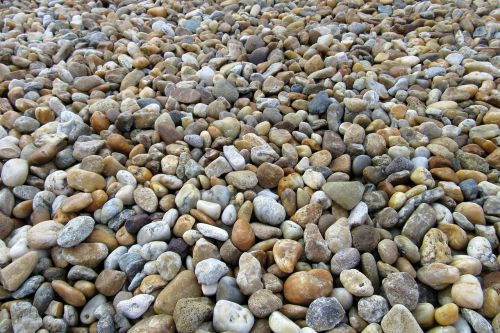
(434, 303), (459, 326)
(52, 280), (86, 307)
(231, 218), (255, 251)
(456, 170), (487, 183)
(173, 214), (195, 237)
(60, 193), (93, 213)
(273, 239), (303, 273)
(451, 274), (483, 309)
(73, 280), (96, 299)
(395, 257), (417, 278)
(61, 243), (108, 268)
(0, 251), (38, 291)
(85, 224), (118, 251)
(140, 275), (167, 294)
(67, 169), (106, 192)
(437, 224), (467, 250)
(412, 303), (435, 329)
(90, 111), (110, 133)
(290, 203), (322, 228)
(27, 220), (64, 249)
(53, 210), (77, 224)
(128, 314), (175, 333)
(106, 135), (132, 159)
(85, 190), (108, 212)
(12, 200), (33, 219)
(154, 270), (202, 315)
(455, 202), (485, 225)
(95, 269), (127, 297)
(45, 300), (64, 317)
(116, 226), (136, 246)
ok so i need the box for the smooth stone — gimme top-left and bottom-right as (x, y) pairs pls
(213, 300), (254, 333)
(156, 251), (182, 281)
(236, 252), (263, 296)
(322, 181), (364, 210)
(284, 269), (333, 305)
(27, 221), (64, 249)
(0, 251), (38, 291)
(226, 171), (258, 190)
(57, 216), (95, 248)
(253, 196), (286, 226)
(195, 258), (229, 285)
(269, 311), (301, 333)
(1, 158), (28, 187)
(339, 269), (374, 297)
(451, 274), (483, 309)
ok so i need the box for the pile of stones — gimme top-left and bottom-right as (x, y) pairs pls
(0, 0), (499, 332)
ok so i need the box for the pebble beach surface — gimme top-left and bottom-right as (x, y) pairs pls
(0, 0), (499, 332)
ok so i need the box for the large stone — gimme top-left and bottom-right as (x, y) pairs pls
(173, 297), (213, 333)
(284, 269), (333, 305)
(154, 270), (203, 315)
(322, 181), (364, 210)
(381, 304), (423, 333)
(0, 251), (38, 291)
(402, 203), (436, 244)
(306, 297), (345, 331)
(213, 300), (254, 333)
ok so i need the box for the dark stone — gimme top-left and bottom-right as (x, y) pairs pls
(125, 214), (151, 234)
(351, 225), (381, 252)
(306, 297), (345, 331)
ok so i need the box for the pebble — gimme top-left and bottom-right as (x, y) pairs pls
(339, 269), (374, 297)
(213, 300), (254, 333)
(1, 158), (28, 187)
(358, 295), (389, 323)
(173, 297), (214, 333)
(253, 196), (286, 225)
(156, 252), (182, 281)
(10, 301), (43, 333)
(0, 251), (38, 291)
(306, 297), (345, 331)
(269, 311), (301, 333)
(57, 216), (95, 248)
(117, 294), (155, 319)
(195, 258), (229, 285)
(248, 289), (282, 318)
(154, 270), (202, 315)
(382, 272), (419, 310)
(284, 269), (333, 305)
(451, 274), (484, 309)
(381, 304), (423, 333)
(322, 181), (365, 210)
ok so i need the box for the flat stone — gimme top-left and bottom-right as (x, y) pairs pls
(154, 270), (203, 315)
